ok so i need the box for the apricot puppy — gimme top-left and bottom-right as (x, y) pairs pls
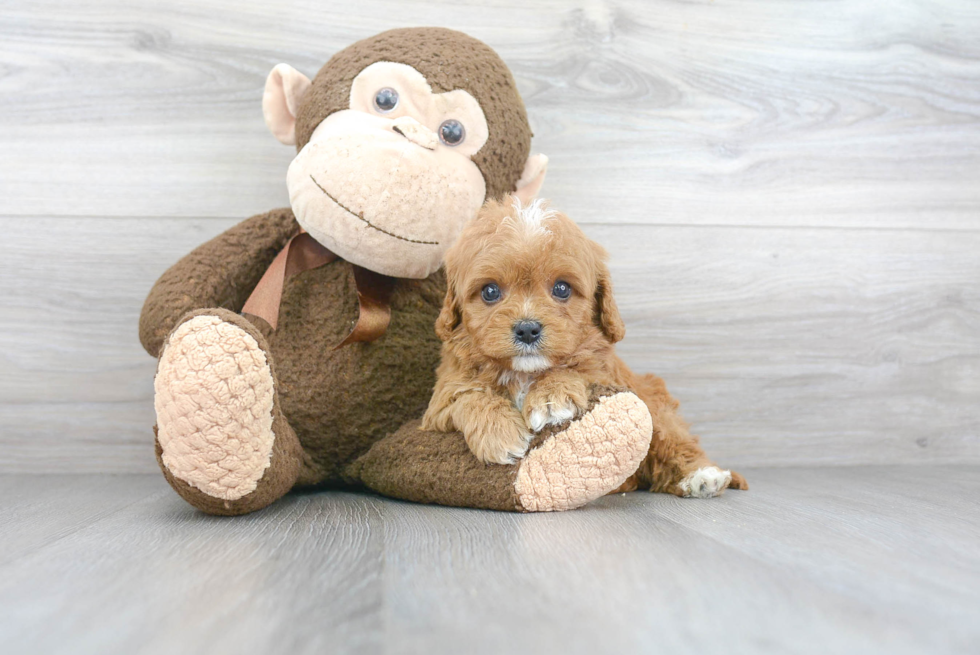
(422, 197), (748, 497)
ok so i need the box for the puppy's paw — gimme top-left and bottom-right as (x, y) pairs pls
(526, 400), (578, 433)
(678, 466), (733, 498)
(522, 378), (589, 433)
(465, 411), (533, 465)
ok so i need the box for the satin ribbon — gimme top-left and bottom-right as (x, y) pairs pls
(241, 230), (394, 347)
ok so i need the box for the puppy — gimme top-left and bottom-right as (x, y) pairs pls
(422, 197), (747, 497)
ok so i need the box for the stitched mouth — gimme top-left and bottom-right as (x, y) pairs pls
(309, 175), (439, 245)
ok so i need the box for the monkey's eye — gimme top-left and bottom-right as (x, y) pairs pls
(481, 283), (501, 303)
(439, 119), (465, 146)
(374, 88), (399, 113)
(552, 280), (572, 300)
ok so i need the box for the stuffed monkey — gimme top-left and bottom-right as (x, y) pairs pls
(139, 28), (654, 515)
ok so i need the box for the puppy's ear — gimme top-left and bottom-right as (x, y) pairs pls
(435, 280), (462, 341)
(594, 261), (625, 343)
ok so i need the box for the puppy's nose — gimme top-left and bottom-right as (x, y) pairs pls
(513, 320), (543, 345)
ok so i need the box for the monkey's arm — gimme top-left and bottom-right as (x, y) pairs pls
(138, 207), (300, 357)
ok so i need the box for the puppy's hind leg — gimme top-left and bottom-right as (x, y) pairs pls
(630, 374), (748, 498)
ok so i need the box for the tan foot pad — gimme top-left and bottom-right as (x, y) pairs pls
(154, 315), (276, 501)
(515, 392), (653, 512)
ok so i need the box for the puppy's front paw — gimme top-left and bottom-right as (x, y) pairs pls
(678, 466), (733, 498)
(465, 411), (533, 465)
(526, 400), (577, 433)
(523, 379), (589, 433)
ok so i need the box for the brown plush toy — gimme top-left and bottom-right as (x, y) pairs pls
(139, 27), (655, 515)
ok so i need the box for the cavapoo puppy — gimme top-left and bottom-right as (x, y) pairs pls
(422, 197), (747, 498)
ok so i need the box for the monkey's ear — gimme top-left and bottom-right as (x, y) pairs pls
(263, 64), (312, 146)
(594, 261), (626, 344)
(514, 154), (548, 205)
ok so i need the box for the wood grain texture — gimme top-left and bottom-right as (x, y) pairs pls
(0, 0), (978, 228)
(0, 468), (978, 654)
(0, 474), (162, 566)
(595, 222), (980, 467)
(0, 476), (387, 655)
(1, 217), (977, 472)
(0, 0), (978, 473)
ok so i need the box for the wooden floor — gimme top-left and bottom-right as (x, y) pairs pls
(1, 467), (977, 655)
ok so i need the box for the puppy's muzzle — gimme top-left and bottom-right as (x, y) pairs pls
(513, 320), (543, 346)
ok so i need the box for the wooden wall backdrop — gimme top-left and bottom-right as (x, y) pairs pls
(1, 0), (978, 473)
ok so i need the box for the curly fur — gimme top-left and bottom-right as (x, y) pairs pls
(422, 197), (748, 495)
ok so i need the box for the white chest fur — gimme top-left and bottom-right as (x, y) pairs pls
(497, 369), (538, 411)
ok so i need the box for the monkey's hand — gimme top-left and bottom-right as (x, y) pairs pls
(522, 371), (590, 433)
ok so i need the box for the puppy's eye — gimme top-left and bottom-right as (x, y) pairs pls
(439, 119), (465, 146)
(552, 280), (572, 300)
(481, 283), (501, 303)
(374, 88), (399, 113)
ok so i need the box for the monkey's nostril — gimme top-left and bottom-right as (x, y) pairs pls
(391, 116), (437, 150)
(513, 320), (543, 345)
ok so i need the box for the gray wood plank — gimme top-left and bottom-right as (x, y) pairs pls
(594, 222), (980, 467)
(381, 469), (980, 655)
(1, 217), (977, 472)
(1, 0), (978, 228)
(0, 479), (386, 655)
(644, 466), (980, 613)
(0, 468), (976, 655)
(0, 474), (163, 565)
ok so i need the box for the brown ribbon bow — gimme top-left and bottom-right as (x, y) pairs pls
(241, 230), (395, 348)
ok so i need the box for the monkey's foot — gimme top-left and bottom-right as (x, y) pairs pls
(514, 388), (653, 511)
(153, 309), (302, 515)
